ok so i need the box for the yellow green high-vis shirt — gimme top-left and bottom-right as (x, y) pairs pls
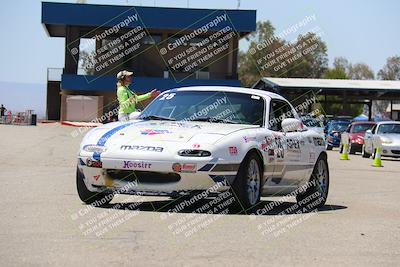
(117, 85), (151, 114)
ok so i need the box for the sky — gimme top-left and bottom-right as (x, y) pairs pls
(0, 0), (399, 118)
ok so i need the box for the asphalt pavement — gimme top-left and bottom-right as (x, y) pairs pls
(0, 124), (399, 266)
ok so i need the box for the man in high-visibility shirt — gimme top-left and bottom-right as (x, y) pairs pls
(116, 70), (160, 121)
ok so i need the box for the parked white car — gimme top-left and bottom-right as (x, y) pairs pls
(301, 116), (325, 136)
(77, 86), (329, 209)
(362, 121), (400, 158)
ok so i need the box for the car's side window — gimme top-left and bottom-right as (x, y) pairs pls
(268, 99), (295, 132)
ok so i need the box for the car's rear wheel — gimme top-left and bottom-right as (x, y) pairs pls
(231, 152), (262, 210)
(361, 144), (371, 158)
(76, 167), (113, 206)
(296, 155), (329, 209)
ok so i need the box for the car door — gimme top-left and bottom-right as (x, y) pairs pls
(266, 99), (307, 187)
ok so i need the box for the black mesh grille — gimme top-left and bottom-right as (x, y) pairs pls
(106, 170), (181, 184)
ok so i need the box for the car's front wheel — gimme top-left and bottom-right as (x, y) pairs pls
(296, 155), (329, 209)
(349, 144), (357, 154)
(231, 152), (262, 209)
(76, 167), (114, 206)
(326, 144), (333, 150)
(361, 144), (371, 158)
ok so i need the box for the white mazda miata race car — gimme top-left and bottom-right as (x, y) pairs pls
(77, 86), (329, 209)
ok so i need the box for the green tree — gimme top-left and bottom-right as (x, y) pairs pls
(238, 21), (328, 87)
(373, 56), (400, 118)
(324, 57), (374, 80)
(348, 63), (374, 80)
(378, 56), (400, 80)
(322, 57), (374, 116)
(79, 50), (95, 75)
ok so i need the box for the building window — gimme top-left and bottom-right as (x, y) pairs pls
(142, 35), (162, 45)
(189, 38), (206, 47)
(168, 35), (188, 46)
(196, 69), (210, 80)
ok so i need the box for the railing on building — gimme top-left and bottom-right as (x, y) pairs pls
(0, 110), (37, 126)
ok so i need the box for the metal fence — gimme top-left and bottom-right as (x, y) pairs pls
(0, 110), (36, 126)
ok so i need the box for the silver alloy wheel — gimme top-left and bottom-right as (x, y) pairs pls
(246, 158), (260, 205)
(315, 159), (328, 198)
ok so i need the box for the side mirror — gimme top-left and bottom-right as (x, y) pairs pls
(282, 118), (302, 133)
(365, 129), (372, 135)
(129, 111), (141, 120)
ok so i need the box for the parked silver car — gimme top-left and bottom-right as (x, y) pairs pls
(362, 121), (400, 158)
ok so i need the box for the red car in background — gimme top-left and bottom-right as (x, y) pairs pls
(340, 121), (376, 154)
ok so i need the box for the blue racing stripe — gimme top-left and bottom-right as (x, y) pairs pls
(198, 164), (214, 171)
(93, 122), (135, 160)
(198, 157), (219, 172)
(209, 175), (236, 185)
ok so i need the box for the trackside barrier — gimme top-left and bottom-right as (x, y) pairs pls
(372, 135), (383, 167)
(340, 132), (349, 160)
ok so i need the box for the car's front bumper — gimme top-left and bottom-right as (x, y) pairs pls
(326, 136), (341, 147)
(381, 145), (400, 158)
(77, 156), (238, 194)
(350, 142), (363, 152)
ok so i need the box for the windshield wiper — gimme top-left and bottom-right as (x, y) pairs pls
(141, 115), (176, 121)
(191, 117), (240, 124)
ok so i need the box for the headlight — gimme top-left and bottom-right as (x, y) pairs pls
(381, 138), (392, 144)
(83, 144), (107, 153)
(178, 149), (211, 157)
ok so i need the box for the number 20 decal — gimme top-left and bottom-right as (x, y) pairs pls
(159, 93), (176, 100)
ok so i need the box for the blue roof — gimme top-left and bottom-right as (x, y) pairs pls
(61, 74), (241, 93)
(42, 2), (256, 37)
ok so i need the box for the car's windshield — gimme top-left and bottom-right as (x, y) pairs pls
(139, 90), (265, 126)
(351, 124), (374, 133)
(329, 122), (349, 132)
(377, 124), (400, 134)
(302, 118), (323, 127)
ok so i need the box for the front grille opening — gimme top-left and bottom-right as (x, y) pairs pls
(106, 169), (181, 184)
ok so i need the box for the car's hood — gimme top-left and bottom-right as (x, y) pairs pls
(349, 132), (365, 139)
(86, 120), (259, 146)
(377, 133), (400, 143)
(307, 127), (324, 134)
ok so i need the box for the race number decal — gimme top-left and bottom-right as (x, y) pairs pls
(159, 93), (176, 100)
(275, 136), (284, 160)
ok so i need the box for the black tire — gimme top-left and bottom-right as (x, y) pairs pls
(349, 145), (356, 155)
(76, 167), (114, 206)
(361, 145), (371, 158)
(296, 155), (329, 210)
(372, 148), (377, 159)
(230, 152), (262, 210)
(326, 144), (333, 150)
